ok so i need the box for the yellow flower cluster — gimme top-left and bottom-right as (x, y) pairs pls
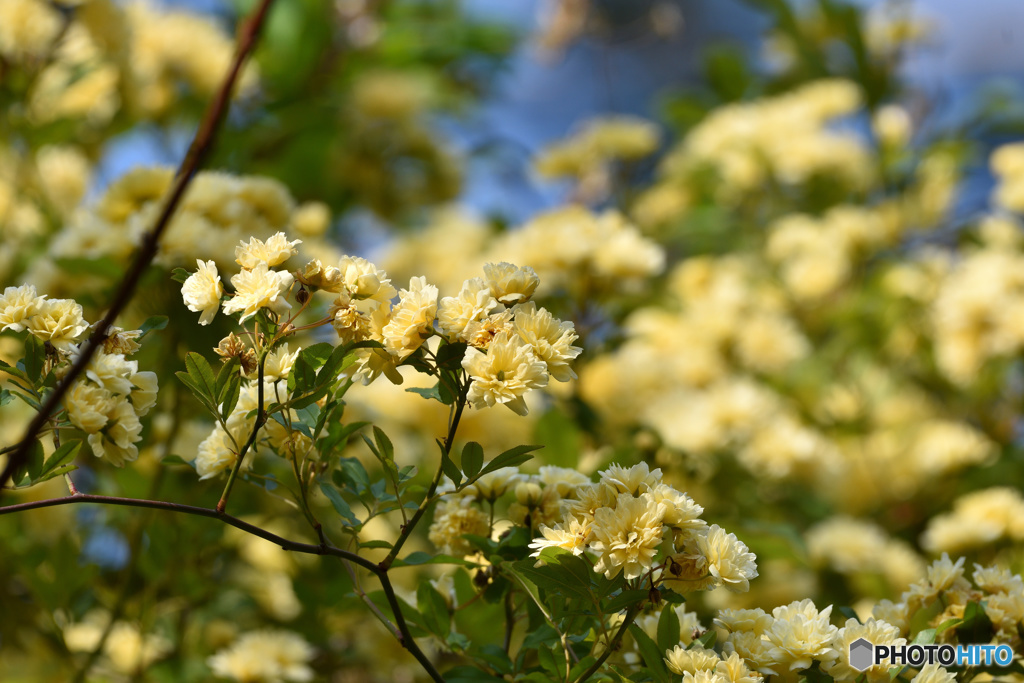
(921, 487), (1024, 554)
(528, 462), (757, 589)
(207, 629), (314, 683)
(44, 169), (300, 279)
(534, 116), (660, 201)
(805, 516), (925, 592)
(63, 610), (171, 676)
(655, 80), (871, 205)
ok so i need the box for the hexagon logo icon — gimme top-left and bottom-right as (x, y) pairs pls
(849, 638), (875, 672)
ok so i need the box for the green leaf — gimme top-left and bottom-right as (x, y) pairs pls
(603, 590), (650, 614)
(184, 352), (218, 404)
(0, 388), (11, 406)
(318, 482), (359, 526)
(477, 444), (541, 478)
(161, 454), (194, 467)
(435, 340), (468, 370)
(508, 559), (592, 603)
(954, 600), (994, 644)
(837, 606), (861, 624)
(406, 384), (442, 402)
(42, 440), (81, 475)
(0, 358), (31, 383)
(316, 342), (354, 388)
(693, 629), (716, 649)
(334, 457), (371, 495)
(534, 408), (580, 468)
(373, 426), (394, 462)
(629, 624), (670, 683)
(657, 602), (681, 654)
(390, 552), (474, 567)
(358, 540), (393, 549)
(288, 353), (316, 395)
(22, 335), (45, 385)
(14, 440), (46, 485)
(320, 421), (370, 458)
(416, 582), (451, 637)
(170, 267), (191, 284)
(441, 452), (462, 487)
(462, 441), (484, 478)
(299, 342), (334, 369)
(138, 315), (169, 338)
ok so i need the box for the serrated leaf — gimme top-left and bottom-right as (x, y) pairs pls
(139, 315), (168, 338)
(462, 441), (484, 478)
(318, 482), (359, 525)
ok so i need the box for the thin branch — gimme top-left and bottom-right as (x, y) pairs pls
(379, 379), (468, 570)
(0, 0), (278, 494)
(217, 350), (267, 513)
(0, 494), (381, 574)
(574, 604), (642, 683)
(377, 572), (446, 683)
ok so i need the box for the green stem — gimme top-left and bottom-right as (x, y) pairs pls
(575, 604), (643, 683)
(217, 351), (267, 514)
(378, 377), (468, 570)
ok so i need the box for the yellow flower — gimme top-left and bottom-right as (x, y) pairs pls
(462, 331), (548, 416)
(512, 302), (582, 381)
(181, 259), (224, 325)
(26, 298), (88, 351)
(222, 263), (294, 322)
(438, 277), (497, 341)
(381, 276), (437, 359)
(235, 232), (301, 269)
(0, 284), (45, 333)
(483, 262), (539, 305)
(208, 629), (314, 683)
(590, 492), (666, 580)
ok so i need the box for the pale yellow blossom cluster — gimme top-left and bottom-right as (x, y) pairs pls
(929, 219), (1024, 384)
(528, 462), (757, 590)
(920, 487), (1024, 554)
(43, 169), (300, 277)
(805, 517), (925, 591)
(713, 601), (907, 682)
(208, 629), (314, 683)
(867, 555), (1024, 645)
(62, 336), (158, 467)
(654, 80), (871, 206)
(194, 343), (308, 480)
(63, 610), (172, 676)
(20, 0), (256, 128)
(534, 116), (660, 201)
(490, 206), (665, 295)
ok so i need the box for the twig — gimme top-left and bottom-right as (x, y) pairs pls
(574, 604), (642, 683)
(377, 572), (446, 683)
(217, 351), (267, 513)
(0, 494), (381, 574)
(0, 0), (278, 494)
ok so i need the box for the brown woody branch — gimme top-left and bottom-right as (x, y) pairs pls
(0, 0), (277, 492)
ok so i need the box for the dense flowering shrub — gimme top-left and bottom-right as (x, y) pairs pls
(1, 0), (1022, 682)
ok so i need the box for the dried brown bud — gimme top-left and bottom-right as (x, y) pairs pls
(648, 586), (662, 606)
(215, 332), (246, 360)
(295, 287), (310, 305)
